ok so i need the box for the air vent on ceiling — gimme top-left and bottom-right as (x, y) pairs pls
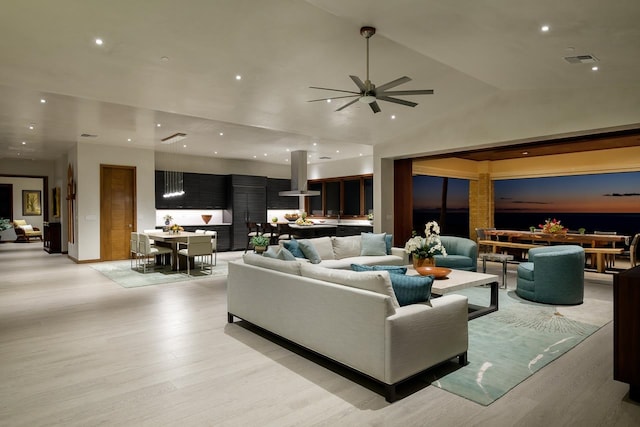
(564, 54), (599, 64)
(161, 132), (187, 144)
(80, 133), (98, 138)
(318, 156), (332, 160)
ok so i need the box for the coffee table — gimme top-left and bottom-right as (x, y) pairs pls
(407, 267), (500, 320)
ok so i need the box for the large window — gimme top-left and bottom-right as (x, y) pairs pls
(305, 174), (373, 218)
(413, 175), (469, 237)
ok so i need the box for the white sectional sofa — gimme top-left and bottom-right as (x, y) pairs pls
(227, 235), (469, 402)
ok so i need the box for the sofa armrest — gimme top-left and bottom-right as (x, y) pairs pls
(390, 247), (409, 264)
(385, 294), (468, 383)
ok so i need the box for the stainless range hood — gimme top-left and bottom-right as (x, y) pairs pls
(279, 150), (321, 196)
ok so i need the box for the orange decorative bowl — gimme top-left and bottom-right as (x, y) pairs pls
(415, 266), (452, 279)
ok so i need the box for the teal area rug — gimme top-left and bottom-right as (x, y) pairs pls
(430, 287), (612, 406)
(90, 259), (228, 288)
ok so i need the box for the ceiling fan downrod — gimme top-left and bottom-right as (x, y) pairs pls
(360, 26), (376, 93)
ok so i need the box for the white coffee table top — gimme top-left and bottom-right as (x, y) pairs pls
(407, 267), (499, 295)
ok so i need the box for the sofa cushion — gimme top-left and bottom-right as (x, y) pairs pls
(331, 235), (362, 259)
(517, 262), (535, 281)
(318, 255), (405, 270)
(243, 253), (301, 275)
(434, 254), (474, 270)
(300, 263), (400, 308)
(361, 232), (387, 256)
(351, 264), (408, 275)
(305, 236), (335, 260)
(19, 224), (34, 232)
(388, 273), (434, 306)
(283, 239), (305, 258)
(385, 234), (392, 255)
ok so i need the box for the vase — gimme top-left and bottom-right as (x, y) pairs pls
(413, 257), (436, 269)
(254, 245), (267, 254)
(201, 214), (212, 224)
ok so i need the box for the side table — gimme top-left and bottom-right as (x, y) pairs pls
(480, 253), (514, 289)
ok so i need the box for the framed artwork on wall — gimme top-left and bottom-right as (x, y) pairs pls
(52, 187), (61, 217)
(22, 190), (42, 216)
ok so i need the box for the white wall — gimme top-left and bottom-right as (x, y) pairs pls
(75, 143), (156, 261)
(308, 155), (373, 180)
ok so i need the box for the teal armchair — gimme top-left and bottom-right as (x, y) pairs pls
(434, 236), (478, 272)
(516, 245), (585, 305)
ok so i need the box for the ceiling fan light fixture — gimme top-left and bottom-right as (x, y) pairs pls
(359, 95), (376, 104)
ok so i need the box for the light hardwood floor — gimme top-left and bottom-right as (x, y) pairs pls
(1, 242), (639, 426)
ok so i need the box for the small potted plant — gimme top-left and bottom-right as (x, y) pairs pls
(250, 235), (270, 253)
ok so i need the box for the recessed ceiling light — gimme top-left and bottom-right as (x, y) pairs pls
(522, 151), (529, 155)
(336, 150), (340, 153)
(253, 155), (257, 158)
(214, 151), (218, 154)
(263, 153), (267, 156)
(286, 148), (290, 152)
(235, 75), (242, 80)
(28, 124), (35, 130)
(219, 132), (224, 136)
(182, 144), (187, 148)
(313, 142), (317, 146)
(127, 138), (132, 142)
(359, 153), (362, 156)
(285, 158), (289, 162)
(156, 123), (161, 127)
(541, 25), (550, 32)
(326, 99), (331, 103)
(95, 38), (103, 45)
(40, 98), (46, 103)
(21, 141), (26, 145)
(390, 115), (396, 120)
(592, 66), (599, 71)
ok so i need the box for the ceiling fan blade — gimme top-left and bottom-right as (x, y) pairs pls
(376, 96), (418, 108)
(309, 86), (360, 95)
(370, 101), (381, 113)
(335, 97), (360, 112)
(378, 89), (434, 96)
(375, 76), (411, 92)
(307, 94), (360, 102)
(349, 75), (367, 92)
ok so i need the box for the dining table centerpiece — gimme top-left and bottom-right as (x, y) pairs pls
(404, 221), (448, 269)
(169, 223), (184, 234)
(539, 218), (568, 234)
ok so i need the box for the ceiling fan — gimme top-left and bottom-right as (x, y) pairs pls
(308, 26), (434, 114)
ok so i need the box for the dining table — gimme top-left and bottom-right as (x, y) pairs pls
(482, 229), (629, 273)
(144, 230), (201, 270)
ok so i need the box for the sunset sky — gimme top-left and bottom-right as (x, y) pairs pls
(494, 172), (640, 213)
(414, 172), (640, 213)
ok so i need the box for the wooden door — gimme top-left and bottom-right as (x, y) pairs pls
(100, 165), (136, 261)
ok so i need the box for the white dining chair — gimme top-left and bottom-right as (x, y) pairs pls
(143, 229), (158, 245)
(130, 232), (140, 269)
(177, 234), (213, 276)
(137, 233), (173, 273)
(204, 230), (217, 266)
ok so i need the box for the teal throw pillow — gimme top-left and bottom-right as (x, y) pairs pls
(283, 239), (305, 258)
(388, 273), (434, 306)
(385, 234), (393, 254)
(351, 264), (407, 275)
(360, 232), (387, 256)
(298, 239), (322, 264)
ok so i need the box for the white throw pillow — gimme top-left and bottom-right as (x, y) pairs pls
(331, 235), (362, 259)
(20, 224), (34, 232)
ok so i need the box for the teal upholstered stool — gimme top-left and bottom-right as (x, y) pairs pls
(516, 245), (585, 305)
(434, 236), (478, 272)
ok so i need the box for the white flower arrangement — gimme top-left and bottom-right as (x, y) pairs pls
(404, 221), (447, 259)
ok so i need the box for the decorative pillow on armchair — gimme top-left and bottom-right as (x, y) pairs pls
(20, 224), (34, 232)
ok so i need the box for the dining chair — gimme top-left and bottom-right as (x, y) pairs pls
(177, 234), (214, 276)
(143, 229), (158, 245)
(593, 230), (617, 268)
(624, 233), (640, 268)
(262, 222), (279, 245)
(130, 232), (140, 269)
(204, 230), (217, 266)
(137, 233), (173, 273)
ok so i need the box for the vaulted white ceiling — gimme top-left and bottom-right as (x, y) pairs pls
(1, 0), (639, 164)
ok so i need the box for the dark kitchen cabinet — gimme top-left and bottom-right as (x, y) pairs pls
(267, 178), (298, 209)
(226, 175), (267, 250)
(155, 171), (226, 209)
